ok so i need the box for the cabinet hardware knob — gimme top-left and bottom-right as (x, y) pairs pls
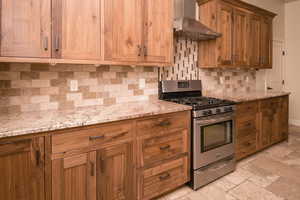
(90, 161), (95, 176)
(160, 144), (171, 151)
(137, 45), (142, 57)
(89, 135), (105, 141)
(36, 150), (41, 166)
(144, 46), (147, 57)
(55, 37), (60, 52)
(43, 37), (49, 51)
(157, 120), (171, 127)
(159, 172), (170, 181)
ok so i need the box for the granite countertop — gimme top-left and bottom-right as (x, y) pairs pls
(204, 90), (291, 103)
(0, 100), (192, 139)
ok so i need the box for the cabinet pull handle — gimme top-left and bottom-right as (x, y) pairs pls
(90, 162), (95, 176)
(89, 135), (105, 141)
(55, 37), (60, 52)
(144, 46), (147, 57)
(100, 157), (105, 173)
(112, 131), (128, 139)
(157, 120), (171, 127)
(36, 150), (41, 166)
(137, 45), (142, 57)
(159, 172), (170, 181)
(160, 144), (171, 151)
(43, 37), (49, 51)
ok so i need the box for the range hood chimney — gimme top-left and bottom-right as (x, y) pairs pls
(174, 0), (221, 41)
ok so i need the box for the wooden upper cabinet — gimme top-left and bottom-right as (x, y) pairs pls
(52, 152), (97, 200)
(233, 9), (249, 66)
(103, 0), (143, 62)
(249, 14), (261, 67)
(260, 17), (273, 68)
(217, 2), (234, 67)
(197, 0), (276, 69)
(52, 0), (101, 60)
(0, 0), (51, 58)
(0, 137), (45, 200)
(98, 142), (134, 200)
(144, 0), (173, 64)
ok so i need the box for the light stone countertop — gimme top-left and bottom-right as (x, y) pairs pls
(0, 100), (192, 139)
(204, 90), (291, 103)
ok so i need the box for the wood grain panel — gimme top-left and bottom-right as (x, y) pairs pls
(249, 14), (261, 67)
(103, 0), (143, 62)
(0, 137), (45, 200)
(144, 0), (173, 64)
(1, 0), (51, 58)
(55, 0), (101, 60)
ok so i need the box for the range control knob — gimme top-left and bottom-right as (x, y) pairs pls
(216, 108), (221, 113)
(225, 107), (233, 112)
(207, 110), (212, 115)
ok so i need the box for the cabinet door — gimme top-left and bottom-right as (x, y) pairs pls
(233, 9), (249, 66)
(98, 142), (134, 200)
(260, 110), (272, 149)
(0, 137), (45, 200)
(144, 0), (173, 64)
(249, 14), (261, 67)
(1, 0), (51, 58)
(52, 152), (96, 200)
(217, 3), (234, 66)
(103, 0), (143, 62)
(280, 96), (289, 140)
(271, 108), (281, 144)
(260, 17), (273, 68)
(53, 0), (101, 60)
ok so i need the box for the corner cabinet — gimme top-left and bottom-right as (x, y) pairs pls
(0, 137), (45, 200)
(0, 0), (173, 66)
(197, 0), (276, 69)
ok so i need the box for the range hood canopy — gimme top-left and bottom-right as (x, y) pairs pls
(174, 0), (221, 41)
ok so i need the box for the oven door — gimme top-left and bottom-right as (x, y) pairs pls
(193, 113), (235, 170)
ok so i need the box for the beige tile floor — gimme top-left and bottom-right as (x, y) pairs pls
(156, 126), (300, 200)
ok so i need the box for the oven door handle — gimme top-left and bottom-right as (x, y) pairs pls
(194, 115), (234, 126)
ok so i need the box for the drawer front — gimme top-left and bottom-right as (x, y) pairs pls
(137, 112), (189, 137)
(139, 129), (188, 167)
(261, 98), (280, 111)
(236, 116), (257, 138)
(237, 101), (259, 116)
(138, 156), (189, 200)
(236, 134), (257, 160)
(52, 122), (133, 154)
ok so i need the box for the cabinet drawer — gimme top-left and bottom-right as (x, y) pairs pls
(237, 101), (259, 116)
(138, 156), (189, 200)
(137, 112), (189, 137)
(236, 116), (257, 138)
(236, 135), (256, 160)
(139, 129), (188, 167)
(260, 98), (280, 110)
(52, 122), (133, 154)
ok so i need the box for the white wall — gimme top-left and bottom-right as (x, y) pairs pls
(285, 0), (300, 125)
(242, 0), (286, 91)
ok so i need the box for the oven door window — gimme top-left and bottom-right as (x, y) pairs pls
(201, 120), (233, 152)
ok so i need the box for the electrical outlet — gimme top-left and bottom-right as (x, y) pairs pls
(70, 80), (78, 92)
(139, 78), (146, 89)
(219, 77), (224, 84)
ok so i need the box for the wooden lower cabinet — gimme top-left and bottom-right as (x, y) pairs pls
(52, 142), (134, 200)
(0, 137), (45, 200)
(97, 142), (135, 200)
(236, 96), (289, 160)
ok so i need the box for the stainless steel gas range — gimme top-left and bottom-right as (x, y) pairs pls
(159, 80), (236, 190)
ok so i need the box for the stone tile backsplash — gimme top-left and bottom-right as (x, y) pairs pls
(0, 38), (257, 114)
(159, 38), (257, 93)
(0, 63), (158, 114)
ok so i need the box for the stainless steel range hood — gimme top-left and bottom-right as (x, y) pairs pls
(174, 0), (221, 41)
